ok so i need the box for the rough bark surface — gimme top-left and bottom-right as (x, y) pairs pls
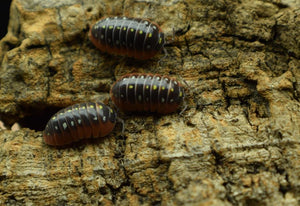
(0, 0), (300, 205)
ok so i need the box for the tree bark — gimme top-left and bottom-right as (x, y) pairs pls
(0, 0), (299, 205)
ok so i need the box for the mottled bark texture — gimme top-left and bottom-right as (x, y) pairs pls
(0, 0), (300, 205)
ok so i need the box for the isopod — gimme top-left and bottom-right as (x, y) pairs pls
(89, 16), (165, 60)
(43, 102), (117, 146)
(110, 73), (185, 114)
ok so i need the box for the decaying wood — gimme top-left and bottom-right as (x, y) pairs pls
(0, 0), (299, 205)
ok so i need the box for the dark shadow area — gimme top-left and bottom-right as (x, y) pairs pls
(0, 0), (12, 39)
(18, 106), (64, 131)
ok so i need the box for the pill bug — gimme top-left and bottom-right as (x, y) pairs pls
(89, 16), (165, 60)
(43, 102), (117, 146)
(110, 73), (185, 114)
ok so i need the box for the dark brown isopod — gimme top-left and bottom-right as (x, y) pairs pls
(43, 102), (117, 146)
(110, 73), (185, 114)
(89, 16), (165, 60)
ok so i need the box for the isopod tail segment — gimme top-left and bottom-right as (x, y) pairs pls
(89, 16), (166, 60)
(110, 73), (187, 115)
(43, 102), (121, 146)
